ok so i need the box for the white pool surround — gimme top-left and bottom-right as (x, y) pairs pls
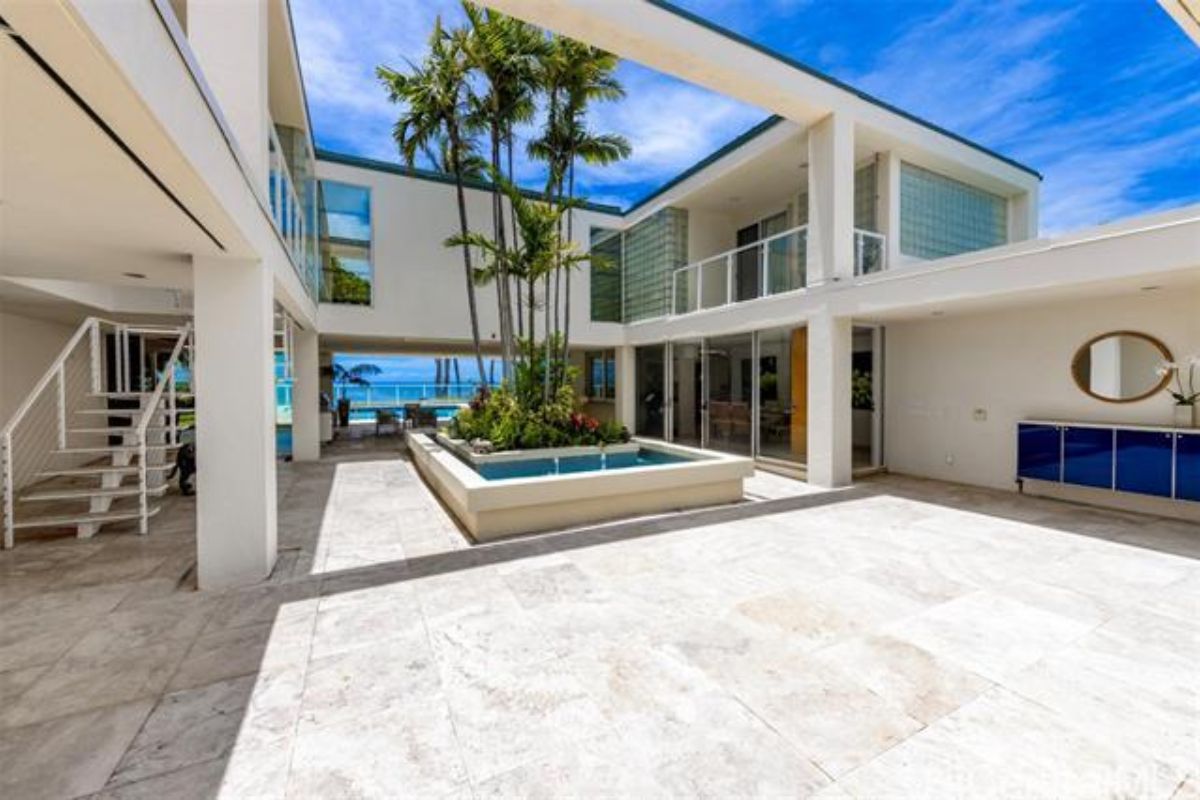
(406, 432), (755, 541)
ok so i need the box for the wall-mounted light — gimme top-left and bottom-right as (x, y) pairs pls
(122, 272), (147, 279)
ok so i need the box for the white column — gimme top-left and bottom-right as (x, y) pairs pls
(193, 256), (277, 590)
(1009, 184), (1039, 242)
(877, 151), (902, 269)
(187, 0), (270, 189)
(807, 311), (853, 488)
(614, 345), (637, 430)
(292, 325), (320, 461)
(806, 113), (855, 285)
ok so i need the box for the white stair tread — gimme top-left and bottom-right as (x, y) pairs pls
(90, 391), (152, 398)
(70, 426), (171, 435)
(55, 445), (182, 457)
(39, 464), (174, 478)
(20, 484), (169, 502)
(12, 505), (163, 530)
(76, 409), (172, 417)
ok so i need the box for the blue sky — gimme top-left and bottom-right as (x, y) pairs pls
(293, 0), (1200, 234)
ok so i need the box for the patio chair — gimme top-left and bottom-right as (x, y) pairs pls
(403, 403), (421, 429)
(412, 406), (439, 429)
(375, 409), (399, 437)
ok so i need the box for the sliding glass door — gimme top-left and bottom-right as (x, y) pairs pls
(634, 345), (666, 439)
(670, 340), (703, 447)
(757, 326), (806, 464)
(704, 334), (754, 455)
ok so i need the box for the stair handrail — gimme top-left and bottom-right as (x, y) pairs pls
(1, 316), (112, 548)
(1, 317), (99, 441)
(134, 323), (192, 535)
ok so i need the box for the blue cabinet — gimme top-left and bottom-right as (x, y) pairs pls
(1063, 426), (1113, 489)
(1019, 421), (1198, 503)
(1017, 424), (1061, 482)
(1115, 430), (1174, 498)
(1177, 433), (1200, 502)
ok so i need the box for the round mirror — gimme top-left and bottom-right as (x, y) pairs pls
(1071, 331), (1172, 403)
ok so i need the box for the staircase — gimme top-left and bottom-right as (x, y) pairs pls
(1, 318), (192, 548)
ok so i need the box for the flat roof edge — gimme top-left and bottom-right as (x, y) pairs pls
(314, 149), (626, 216)
(646, 0), (1042, 182)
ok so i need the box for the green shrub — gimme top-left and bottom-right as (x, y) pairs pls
(448, 382), (628, 451)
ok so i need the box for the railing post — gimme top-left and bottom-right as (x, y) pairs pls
(56, 365), (66, 450)
(138, 438), (148, 535)
(90, 320), (101, 394)
(855, 232), (864, 276)
(761, 242), (769, 298)
(696, 263), (704, 312)
(169, 365), (177, 445)
(726, 255), (733, 305)
(2, 432), (13, 550)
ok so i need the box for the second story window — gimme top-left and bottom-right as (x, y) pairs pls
(319, 180), (373, 306)
(590, 228), (623, 323)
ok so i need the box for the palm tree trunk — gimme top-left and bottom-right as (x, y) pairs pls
(506, 131), (524, 351)
(489, 124), (512, 383)
(449, 141), (488, 387)
(561, 159), (576, 387)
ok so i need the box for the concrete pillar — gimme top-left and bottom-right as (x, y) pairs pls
(807, 311), (853, 488)
(806, 113), (855, 285)
(292, 325), (320, 461)
(1009, 185), (1039, 242)
(877, 151), (903, 269)
(193, 256), (277, 590)
(614, 345), (637, 430)
(187, 0), (270, 189)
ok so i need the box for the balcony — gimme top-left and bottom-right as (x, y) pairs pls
(268, 124), (321, 300)
(670, 226), (887, 316)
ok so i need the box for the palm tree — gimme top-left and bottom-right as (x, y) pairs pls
(529, 38), (630, 386)
(378, 20), (488, 386)
(329, 362), (382, 398)
(461, 4), (545, 379)
(447, 179), (588, 406)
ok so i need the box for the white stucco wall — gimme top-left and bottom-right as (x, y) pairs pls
(316, 158), (626, 349)
(0, 311), (77, 425)
(884, 289), (1200, 491)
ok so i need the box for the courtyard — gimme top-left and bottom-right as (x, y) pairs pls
(0, 440), (1197, 799)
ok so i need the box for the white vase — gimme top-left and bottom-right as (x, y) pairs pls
(1173, 404), (1195, 428)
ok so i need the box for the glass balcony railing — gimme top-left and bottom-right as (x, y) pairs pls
(671, 225), (808, 316)
(268, 124), (321, 301)
(669, 226), (889, 317)
(855, 228), (887, 276)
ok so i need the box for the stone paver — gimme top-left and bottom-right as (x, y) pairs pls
(0, 436), (1197, 798)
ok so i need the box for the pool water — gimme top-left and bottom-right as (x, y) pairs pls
(473, 447), (695, 481)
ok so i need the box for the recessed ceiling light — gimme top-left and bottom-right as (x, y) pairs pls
(122, 272), (147, 279)
(1140, 285), (1161, 292)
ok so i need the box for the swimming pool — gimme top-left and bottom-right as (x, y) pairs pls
(407, 433), (754, 541)
(470, 447), (693, 480)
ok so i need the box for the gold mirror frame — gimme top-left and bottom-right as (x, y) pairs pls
(1071, 330), (1173, 404)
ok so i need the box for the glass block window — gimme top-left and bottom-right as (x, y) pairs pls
(589, 227), (623, 323)
(319, 180), (372, 305)
(854, 162), (877, 232)
(900, 163), (1007, 259)
(622, 208), (688, 322)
